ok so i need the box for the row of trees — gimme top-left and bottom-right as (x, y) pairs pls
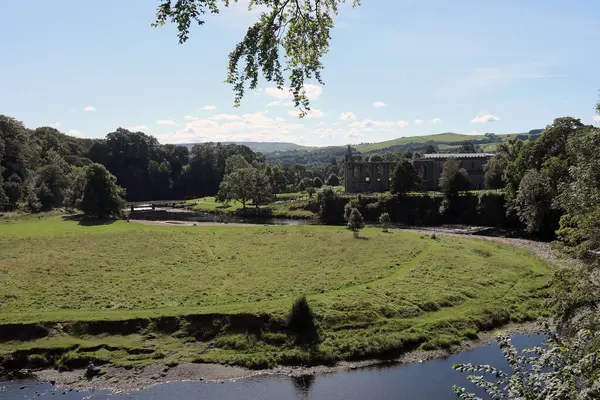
(0, 116), (349, 214)
(453, 112), (600, 398)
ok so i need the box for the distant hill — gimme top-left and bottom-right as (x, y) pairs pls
(180, 141), (309, 153)
(350, 132), (525, 153)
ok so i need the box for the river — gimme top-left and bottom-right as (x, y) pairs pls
(129, 209), (319, 226)
(1, 334), (543, 400)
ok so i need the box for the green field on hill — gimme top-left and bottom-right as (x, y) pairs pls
(351, 133), (502, 152)
(0, 214), (552, 370)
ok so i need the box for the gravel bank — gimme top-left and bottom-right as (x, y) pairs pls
(32, 323), (542, 392)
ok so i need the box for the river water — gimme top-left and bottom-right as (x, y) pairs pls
(1, 334), (543, 400)
(129, 210), (319, 226)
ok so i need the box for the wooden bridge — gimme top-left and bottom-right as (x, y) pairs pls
(125, 200), (185, 211)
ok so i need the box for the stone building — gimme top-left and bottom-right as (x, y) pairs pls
(413, 153), (493, 191)
(343, 153), (493, 193)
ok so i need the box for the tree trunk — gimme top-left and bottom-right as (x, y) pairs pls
(353, 230), (359, 239)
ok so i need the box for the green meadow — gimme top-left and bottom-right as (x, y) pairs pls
(0, 214), (552, 370)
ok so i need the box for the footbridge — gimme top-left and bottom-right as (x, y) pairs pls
(125, 200), (185, 212)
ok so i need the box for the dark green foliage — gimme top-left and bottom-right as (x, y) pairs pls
(0, 185), (8, 212)
(458, 141), (476, 153)
(26, 191), (41, 213)
(317, 186), (342, 224)
(312, 177), (323, 188)
(218, 165), (273, 209)
(424, 144), (437, 153)
(4, 174), (23, 204)
(483, 157), (504, 190)
(347, 207), (365, 235)
(287, 296), (319, 346)
(306, 186), (316, 198)
(36, 164), (71, 210)
(297, 177), (313, 191)
(325, 173), (340, 186)
(79, 164), (125, 219)
(390, 159), (421, 194)
(439, 159), (470, 196)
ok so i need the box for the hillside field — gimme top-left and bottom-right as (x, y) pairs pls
(0, 214), (551, 370)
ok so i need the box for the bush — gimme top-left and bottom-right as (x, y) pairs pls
(287, 296), (319, 346)
(379, 212), (391, 232)
(312, 177), (323, 188)
(325, 174), (340, 187)
(306, 186), (316, 198)
(347, 207), (365, 238)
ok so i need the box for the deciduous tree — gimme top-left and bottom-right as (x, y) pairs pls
(79, 163), (125, 219)
(390, 159), (420, 195)
(153, 0), (361, 115)
(439, 158), (470, 196)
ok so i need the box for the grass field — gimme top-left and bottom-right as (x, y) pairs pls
(352, 133), (497, 152)
(0, 214), (552, 370)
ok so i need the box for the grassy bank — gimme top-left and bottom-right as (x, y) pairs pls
(0, 214), (552, 371)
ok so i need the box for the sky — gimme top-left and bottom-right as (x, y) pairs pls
(1, 0), (599, 147)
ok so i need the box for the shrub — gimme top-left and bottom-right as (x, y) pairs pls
(312, 177), (323, 188)
(347, 208), (365, 238)
(325, 174), (340, 186)
(379, 212), (391, 232)
(306, 186), (316, 198)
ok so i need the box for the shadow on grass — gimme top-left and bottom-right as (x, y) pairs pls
(287, 296), (320, 349)
(61, 214), (118, 226)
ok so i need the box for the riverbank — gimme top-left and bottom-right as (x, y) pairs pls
(0, 214), (553, 389)
(29, 322), (541, 392)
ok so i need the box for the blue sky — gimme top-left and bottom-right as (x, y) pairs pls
(1, 0), (599, 146)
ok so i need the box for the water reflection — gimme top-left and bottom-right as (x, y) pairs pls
(291, 374), (316, 398)
(129, 210), (318, 226)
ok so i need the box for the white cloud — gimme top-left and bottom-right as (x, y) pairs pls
(414, 119), (424, 125)
(211, 113), (242, 121)
(68, 129), (82, 136)
(397, 120), (410, 127)
(350, 119), (397, 129)
(199, 105), (217, 111)
(373, 101), (387, 108)
(346, 131), (365, 139)
(470, 114), (500, 123)
(340, 112), (357, 121)
(184, 115), (197, 121)
(267, 100), (294, 107)
(429, 118), (442, 124)
(128, 125), (149, 132)
(156, 110), (306, 144)
(156, 120), (178, 126)
(83, 106), (96, 112)
(593, 116), (600, 123)
(287, 108), (326, 119)
(264, 84), (323, 100)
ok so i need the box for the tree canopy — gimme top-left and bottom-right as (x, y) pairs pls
(153, 0), (361, 115)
